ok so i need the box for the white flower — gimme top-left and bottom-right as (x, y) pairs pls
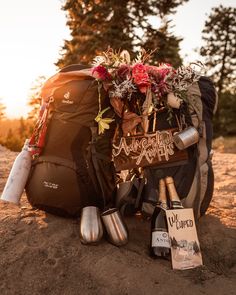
(92, 55), (107, 66)
(120, 50), (131, 64)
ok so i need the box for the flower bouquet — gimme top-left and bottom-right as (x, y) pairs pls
(92, 49), (200, 170)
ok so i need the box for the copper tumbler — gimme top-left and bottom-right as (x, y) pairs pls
(101, 208), (129, 246)
(79, 206), (103, 245)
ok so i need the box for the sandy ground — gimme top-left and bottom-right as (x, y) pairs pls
(0, 145), (235, 295)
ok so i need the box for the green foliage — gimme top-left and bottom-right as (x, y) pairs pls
(200, 5), (236, 135)
(213, 91), (236, 136)
(56, 0), (188, 69)
(0, 118), (34, 152)
(200, 5), (236, 94)
(149, 0), (189, 18)
(2, 128), (22, 152)
(56, 0), (134, 67)
(142, 21), (183, 67)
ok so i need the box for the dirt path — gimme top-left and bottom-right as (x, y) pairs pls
(0, 147), (235, 295)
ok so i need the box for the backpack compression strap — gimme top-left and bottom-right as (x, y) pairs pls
(29, 97), (54, 157)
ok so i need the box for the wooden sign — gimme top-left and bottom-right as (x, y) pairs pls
(166, 208), (203, 270)
(112, 129), (188, 171)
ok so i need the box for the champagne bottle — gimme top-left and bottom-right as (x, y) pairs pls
(165, 176), (183, 209)
(150, 179), (170, 258)
(1, 139), (32, 204)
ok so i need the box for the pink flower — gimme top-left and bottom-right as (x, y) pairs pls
(132, 63), (150, 93)
(146, 65), (160, 72)
(92, 65), (111, 80)
(156, 63), (173, 78)
(146, 63), (173, 80)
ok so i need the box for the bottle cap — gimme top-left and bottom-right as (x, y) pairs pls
(165, 176), (182, 204)
(24, 139), (30, 145)
(165, 176), (174, 185)
(22, 139), (30, 151)
(158, 178), (167, 203)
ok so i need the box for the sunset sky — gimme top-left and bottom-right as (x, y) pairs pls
(0, 0), (235, 118)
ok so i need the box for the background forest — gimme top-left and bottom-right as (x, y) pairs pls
(0, 0), (235, 151)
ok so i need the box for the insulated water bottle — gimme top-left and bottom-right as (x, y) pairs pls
(1, 139), (31, 204)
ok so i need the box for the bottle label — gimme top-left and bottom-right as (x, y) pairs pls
(152, 230), (170, 248)
(171, 201), (183, 209)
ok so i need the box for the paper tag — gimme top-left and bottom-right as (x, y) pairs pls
(152, 230), (170, 248)
(166, 208), (203, 270)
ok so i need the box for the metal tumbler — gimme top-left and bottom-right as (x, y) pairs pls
(173, 126), (199, 150)
(79, 206), (103, 245)
(116, 180), (133, 208)
(101, 208), (129, 246)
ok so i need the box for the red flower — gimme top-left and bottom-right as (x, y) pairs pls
(146, 63), (173, 80)
(116, 64), (131, 80)
(92, 65), (111, 80)
(132, 63), (150, 93)
(156, 63), (173, 79)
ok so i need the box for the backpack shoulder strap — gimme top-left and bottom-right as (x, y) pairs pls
(183, 82), (211, 219)
(89, 127), (108, 209)
(186, 82), (203, 122)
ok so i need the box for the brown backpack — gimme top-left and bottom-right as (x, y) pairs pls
(26, 65), (116, 217)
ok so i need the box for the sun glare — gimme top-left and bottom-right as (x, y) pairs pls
(0, 0), (235, 119)
(0, 0), (70, 119)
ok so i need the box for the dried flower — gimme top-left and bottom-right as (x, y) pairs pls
(110, 79), (136, 99)
(92, 48), (201, 134)
(95, 107), (114, 134)
(116, 65), (131, 80)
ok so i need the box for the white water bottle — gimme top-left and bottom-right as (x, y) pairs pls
(1, 139), (32, 204)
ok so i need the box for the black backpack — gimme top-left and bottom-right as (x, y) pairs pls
(26, 65), (116, 217)
(116, 76), (218, 219)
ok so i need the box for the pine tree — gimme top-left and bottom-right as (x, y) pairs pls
(142, 21), (183, 67)
(56, 0), (189, 68)
(56, 0), (135, 68)
(124, 0), (189, 26)
(140, 1), (189, 67)
(217, 91), (236, 135)
(156, 0), (189, 16)
(200, 6), (236, 94)
(200, 6), (236, 134)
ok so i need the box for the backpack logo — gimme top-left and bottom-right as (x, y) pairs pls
(62, 91), (74, 105)
(43, 181), (59, 189)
